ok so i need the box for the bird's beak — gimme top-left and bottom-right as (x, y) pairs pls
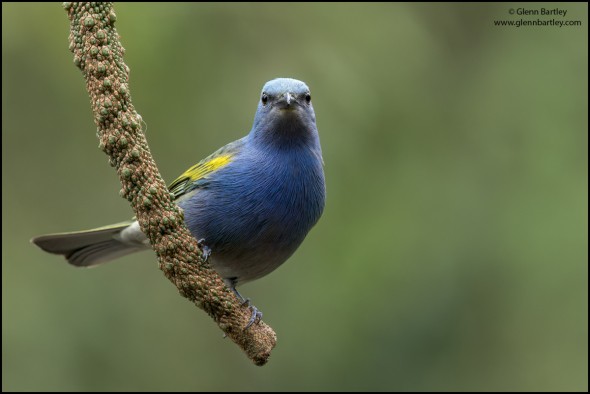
(277, 92), (296, 110)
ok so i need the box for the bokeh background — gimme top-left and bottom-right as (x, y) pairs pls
(2, 3), (587, 391)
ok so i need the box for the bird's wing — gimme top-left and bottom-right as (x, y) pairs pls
(167, 137), (246, 199)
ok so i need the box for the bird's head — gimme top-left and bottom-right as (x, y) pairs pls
(250, 78), (318, 148)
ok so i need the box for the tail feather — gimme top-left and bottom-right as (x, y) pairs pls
(66, 239), (143, 267)
(31, 221), (144, 267)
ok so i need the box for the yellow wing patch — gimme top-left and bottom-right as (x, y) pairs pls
(181, 154), (233, 182)
(167, 154), (234, 198)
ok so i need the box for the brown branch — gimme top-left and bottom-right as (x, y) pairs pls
(63, 2), (276, 366)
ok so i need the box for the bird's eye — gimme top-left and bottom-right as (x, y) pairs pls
(261, 93), (268, 105)
(305, 93), (311, 103)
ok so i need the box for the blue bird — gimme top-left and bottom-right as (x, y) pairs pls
(32, 78), (326, 327)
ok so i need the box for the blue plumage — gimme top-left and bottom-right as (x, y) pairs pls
(181, 137), (325, 283)
(179, 78), (325, 284)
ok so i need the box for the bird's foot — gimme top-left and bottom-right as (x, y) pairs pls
(226, 278), (263, 330)
(241, 298), (263, 330)
(197, 238), (211, 261)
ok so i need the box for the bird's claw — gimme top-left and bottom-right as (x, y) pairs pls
(226, 279), (263, 330)
(242, 299), (263, 330)
(197, 238), (211, 261)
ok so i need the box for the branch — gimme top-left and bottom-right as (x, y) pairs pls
(63, 2), (276, 366)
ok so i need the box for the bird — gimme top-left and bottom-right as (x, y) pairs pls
(31, 77), (326, 327)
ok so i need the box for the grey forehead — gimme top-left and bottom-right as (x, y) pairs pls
(262, 78), (310, 95)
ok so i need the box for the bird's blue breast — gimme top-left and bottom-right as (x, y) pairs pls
(178, 138), (325, 284)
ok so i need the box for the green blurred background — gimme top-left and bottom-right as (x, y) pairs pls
(2, 3), (588, 391)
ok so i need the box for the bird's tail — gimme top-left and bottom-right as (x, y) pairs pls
(31, 221), (145, 267)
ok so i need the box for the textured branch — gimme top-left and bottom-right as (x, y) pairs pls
(63, 2), (276, 366)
